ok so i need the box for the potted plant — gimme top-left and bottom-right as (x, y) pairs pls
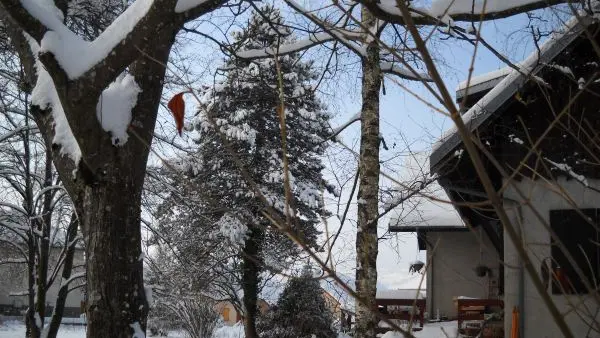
(409, 260), (425, 274)
(474, 265), (491, 277)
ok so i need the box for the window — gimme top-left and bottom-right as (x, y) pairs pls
(222, 307), (230, 321)
(550, 209), (600, 294)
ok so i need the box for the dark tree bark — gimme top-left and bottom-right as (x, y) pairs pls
(46, 213), (79, 338)
(241, 225), (263, 338)
(354, 6), (381, 338)
(78, 29), (177, 337)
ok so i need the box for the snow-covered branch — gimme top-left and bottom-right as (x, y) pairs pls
(0, 126), (37, 143)
(59, 271), (86, 291)
(1, 0), (225, 88)
(9, 291), (29, 296)
(329, 112), (361, 142)
(236, 32), (340, 59)
(237, 26), (431, 81)
(380, 62), (431, 82)
(362, 0), (570, 26)
(0, 258), (27, 265)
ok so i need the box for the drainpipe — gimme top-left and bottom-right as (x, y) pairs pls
(430, 247), (434, 321)
(505, 199), (525, 336)
(497, 195), (524, 336)
(517, 204), (525, 337)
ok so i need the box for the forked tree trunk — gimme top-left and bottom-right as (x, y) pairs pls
(241, 225), (263, 338)
(75, 29), (175, 338)
(354, 6), (381, 338)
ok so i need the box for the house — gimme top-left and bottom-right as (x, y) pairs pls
(0, 245), (85, 318)
(428, 7), (600, 338)
(389, 173), (501, 321)
(215, 299), (270, 326)
(322, 289), (343, 321)
(390, 219), (500, 321)
(215, 289), (341, 326)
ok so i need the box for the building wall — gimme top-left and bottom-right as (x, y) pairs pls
(215, 301), (240, 325)
(426, 230), (500, 320)
(0, 246), (85, 317)
(214, 299), (270, 326)
(503, 177), (600, 338)
(322, 290), (342, 321)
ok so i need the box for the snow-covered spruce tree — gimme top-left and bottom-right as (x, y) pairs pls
(192, 6), (331, 338)
(258, 265), (336, 338)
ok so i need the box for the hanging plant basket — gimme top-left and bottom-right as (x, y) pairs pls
(409, 260), (425, 274)
(474, 265), (491, 277)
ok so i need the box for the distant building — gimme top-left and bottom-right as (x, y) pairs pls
(215, 289), (342, 326)
(214, 299), (270, 326)
(0, 245), (85, 318)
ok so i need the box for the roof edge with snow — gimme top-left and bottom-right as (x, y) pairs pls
(431, 11), (597, 172)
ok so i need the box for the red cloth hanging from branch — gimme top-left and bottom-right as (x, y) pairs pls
(168, 92), (186, 136)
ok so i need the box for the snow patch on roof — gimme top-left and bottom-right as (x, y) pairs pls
(456, 66), (512, 92)
(377, 289), (426, 300)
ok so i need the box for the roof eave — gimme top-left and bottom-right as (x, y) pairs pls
(430, 15), (594, 173)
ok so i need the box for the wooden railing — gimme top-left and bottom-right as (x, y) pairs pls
(456, 298), (504, 329)
(375, 298), (426, 334)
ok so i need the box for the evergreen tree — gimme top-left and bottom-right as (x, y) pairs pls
(258, 266), (336, 338)
(187, 6), (332, 338)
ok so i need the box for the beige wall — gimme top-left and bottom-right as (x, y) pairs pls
(503, 177), (600, 338)
(425, 229), (500, 319)
(215, 301), (240, 325)
(322, 291), (342, 320)
(215, 299), (270, 326)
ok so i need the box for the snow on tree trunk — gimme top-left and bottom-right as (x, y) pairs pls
(354, 6), (381, 338)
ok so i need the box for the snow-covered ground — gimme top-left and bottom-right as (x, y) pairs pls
(0, 321), (92, 338)
(0, 320), (457, 338)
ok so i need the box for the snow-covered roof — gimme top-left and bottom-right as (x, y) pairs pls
(388, 180), (464, 231)
(430, 9), (598, 171)
(455, 66), (511, 100)
(376, 289), (426, 300)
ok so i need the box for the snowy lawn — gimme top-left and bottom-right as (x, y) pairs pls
(0, 320), (457, 338)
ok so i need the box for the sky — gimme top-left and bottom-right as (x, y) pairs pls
(315, 5), (571, 291)
(146, 1), (574, 295)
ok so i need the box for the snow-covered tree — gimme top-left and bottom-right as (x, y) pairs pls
(0, 40), (82, 338)
(258, 265), (336, 338)
(185, 6), (332, 338)
(0, 1), (226, 336)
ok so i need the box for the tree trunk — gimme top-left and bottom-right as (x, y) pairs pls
(79, 173), (147, 338)
(2, 8), (179, 338)
(354, 6), (381, 338)
(45, 214), (79, 338)
(241, 225), (263, 338)
(75, 29), (176, 338)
